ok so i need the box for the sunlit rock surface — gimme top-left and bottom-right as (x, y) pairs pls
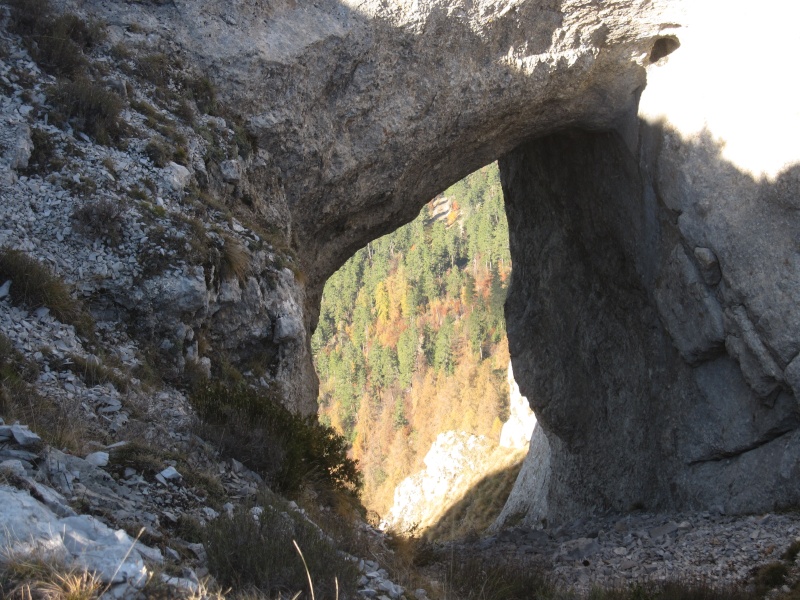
(499, 363), (538, 449)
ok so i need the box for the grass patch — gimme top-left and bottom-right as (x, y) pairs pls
(0, 248), (94, 339)
(6, 0), (104, 77)
(0, 553), (103, 600)
(1, 335), (87, 453)
(0, 333), (40, 385)
(71, 198), (126, 246)
(47, 78), (125, 145)
(220, 234), (250, 283)
(444, 558), (555, 600)
(61, 353), (129, 392)
(189, 380), (362, 498)
(586, 582), (759, 600)
(442, 561), (760, 600)
(201, 488), (358, 599)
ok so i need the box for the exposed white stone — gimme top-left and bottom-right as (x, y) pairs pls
(85, 451), (110, 467)
(219, 159), (242, 183)
(165, 161), (191, 191)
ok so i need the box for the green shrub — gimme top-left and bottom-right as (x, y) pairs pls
(47, 78), (125, 145)
(0, 248), (94, 338)
(202, 489), (358, 598)
(189, 381), (362, 497)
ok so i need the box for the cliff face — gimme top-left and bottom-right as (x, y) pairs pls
(49, 0), (800, 521)
(498, 0), (800, 524)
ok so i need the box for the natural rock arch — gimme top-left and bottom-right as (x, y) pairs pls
(87, 0), (800, 522)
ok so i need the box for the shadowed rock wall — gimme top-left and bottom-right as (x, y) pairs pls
(495, 0), (800, 524)
(497, 126), (800, 526)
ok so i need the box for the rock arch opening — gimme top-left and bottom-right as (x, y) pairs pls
(312, 163), (523, 525)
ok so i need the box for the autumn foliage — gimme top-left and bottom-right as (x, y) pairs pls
(313, 164), (512, 515)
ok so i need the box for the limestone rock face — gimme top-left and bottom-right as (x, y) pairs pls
(81, 0), (678, 295)
(500, 0), (800, 524)
(68, 0), (800, 520)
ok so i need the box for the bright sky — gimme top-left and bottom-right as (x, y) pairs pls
(639, 0), (800, 180)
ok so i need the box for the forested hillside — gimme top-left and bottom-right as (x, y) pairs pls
(312, 163), (513, 515)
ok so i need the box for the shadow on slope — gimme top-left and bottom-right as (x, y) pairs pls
(422, 455), (524, 543)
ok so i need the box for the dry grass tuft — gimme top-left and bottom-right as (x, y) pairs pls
(0, 248), (94, 339)
(60, 353), (129, 392)
(71, 199), (126, 246)
(220, 235), (251, 283)
(0, 554), (103, 600)
(200, 488), (358, 599)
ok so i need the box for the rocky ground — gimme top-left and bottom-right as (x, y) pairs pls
(430, 510), (800, 597)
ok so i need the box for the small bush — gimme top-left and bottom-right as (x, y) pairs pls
(186, 75), (216, 115)
(201, 490), (358, 598)
(7, 0), (104, 77)
(190, 381), (362, 497)
(5, 0), (53, 36)
(47, 78), (125, 145)
(784, 539), (800, 562)
(71, 198), (126, 245)
(144, 138), (171, 167)
(0, 248), (94, 338)
(23, 128), (65, 175)
(754, 561), (788, 589)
